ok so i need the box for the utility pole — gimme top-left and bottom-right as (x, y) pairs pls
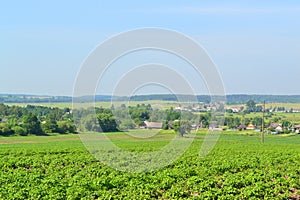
(262, 101), (265, 144)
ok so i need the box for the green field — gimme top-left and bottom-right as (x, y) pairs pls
(0, 130), (299, 199)
(7, 100), (181, 110)
(225, 112), (300, 126)
(6, 98), (300, 114)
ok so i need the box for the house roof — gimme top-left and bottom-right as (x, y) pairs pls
(143, 121), (163, 129)
(238, 124), (246, 129)
(275, 126), (283, 132)
(269, 123), (281, 128)
(246, 124), (255, 130)
(294, 124), (300, 128)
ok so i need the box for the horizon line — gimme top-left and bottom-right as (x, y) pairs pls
(1, 93), (300, 97)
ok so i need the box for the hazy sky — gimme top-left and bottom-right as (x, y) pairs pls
(1, 1), (300, 96)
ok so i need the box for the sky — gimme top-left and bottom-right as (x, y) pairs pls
(1, 0), (300, 96)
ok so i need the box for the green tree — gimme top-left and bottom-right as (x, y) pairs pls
(173, 120), (191, 136)
(162, 120), (170, 130)
(42, 114), (58, 133)
(12, 126), (27, 136)
(129, 104), (152, 126)
(282, 120), (292, 133)
(0, 103), (9, 116)
(57, 121), (76, 133)
(199, 113), (210, 128)
(97, 112), (119, 132)
(150, 109), (165, 122)
(233, 117), (241, 128)
(246, 100), (256, 113)
(255, 105), (263, 112)
(80, 114), (101, 132)
(166, 107), (181, 121)
(252, 116), (262, 127)
(22, 112), (42, 135)
(119, 119), (135, 130)
(0, 123), (13, 136)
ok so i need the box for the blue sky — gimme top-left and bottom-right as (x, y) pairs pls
(1, 1), (300, 95)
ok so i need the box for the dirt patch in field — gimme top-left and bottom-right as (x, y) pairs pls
(0, 135), (80, 145)
(0, 140), (39, 144)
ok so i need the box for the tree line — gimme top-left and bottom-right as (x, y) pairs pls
(1, 100), (297, 136)
(0, 103), (75, 136)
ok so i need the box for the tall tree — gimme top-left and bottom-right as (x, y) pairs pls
(128, 104), (152, 126)
(22, 112), (42, 135)
(97, 111), (118, 132)
(42, 114), (58, 133)
(246, 100), (256, 113)
(173, 120), (191, 137)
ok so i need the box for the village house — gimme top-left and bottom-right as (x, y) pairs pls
(208, 121), (222, 130)
(246, 123), (255, 130)
(238, 124), (247, 130)
(269, 123), (281, 129)
(291, 109), (300, 113)
(231, 106), (242, 113)
(142, 121), (163, 129)
(275, 126), (283, 133)
(268, 123), (283, 133)
(293, 124), (300, 133)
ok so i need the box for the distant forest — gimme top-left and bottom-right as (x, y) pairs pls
(1, 94), (300, 104)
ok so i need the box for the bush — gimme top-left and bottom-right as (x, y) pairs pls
(12, 126), (27, 136)
(268, 127), (275, 132)
(57, 121), (76, 134)
(119, 119), (135, 130)
(0, 124), (13, 136)
(162, 123), (168, 130)
(284, 129), (291, 134)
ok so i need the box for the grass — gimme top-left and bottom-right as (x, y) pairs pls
(6, 100), (181, 109)
(0, 129), (298, 145)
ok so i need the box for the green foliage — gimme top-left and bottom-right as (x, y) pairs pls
(118, 119), (135, 130)
(41, 114), (58, 133)
(0, 103), (75, 135)
(57, 121), (76, 134)
(149, 109), (166, 122)
(96, 109), (119, 132)
(128, 104), (152, 126)
(268, 127), (276, 132)
(0, 123), (13, 136)
(12, 126), (27, 136)
(199, 113), (210, 128)
(244, 100), (263, 113)
(22, 112), (42, 135)
(162, 121), (169, 130)
(166, 107), (181, 121)
(252, 116), (262, 127)
(282, 120), (292, 129)
(173, 120), (191, 136)
(224, 117), (241, 129)
(246, 100), (256, 112)
(79, 114), (101, 132)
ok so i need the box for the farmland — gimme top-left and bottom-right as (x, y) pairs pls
(7, 100), (180, 110)
(0, 130), (299, 199)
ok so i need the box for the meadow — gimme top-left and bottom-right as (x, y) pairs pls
(7, 100), (181, 110)
(0, 130), (299, 199)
